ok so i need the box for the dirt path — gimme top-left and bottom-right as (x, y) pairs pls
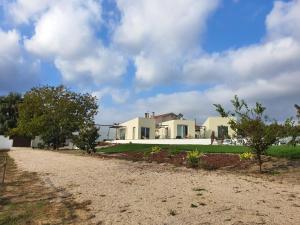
(9, 148), (300, 225)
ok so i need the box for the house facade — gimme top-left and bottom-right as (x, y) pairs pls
(116, 113), (195, 140)
(117, 117), (156, 140)
(116, 113), (235, 140)
(158, 119), (195, 139)
(202, 117), (235, 138)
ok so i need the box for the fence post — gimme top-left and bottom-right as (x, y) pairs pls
(1, 156), (7, 184)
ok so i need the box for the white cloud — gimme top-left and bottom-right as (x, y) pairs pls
(266, 0), (300, 41)
(2, 0), (299, 125)
(181, 0), (300, 110)
(0, 29), (19, 56)
(24, 0), (101, 58)
(95, 0), (300, 125)
(114, 0), (220, 86)
(0, 29), (39, 93)
(93, 87), (130, 104)
(21, 0), (127, 85)
(184, 37), (300, 84)
(6, 0), (55, 24)
(54, 48), (127, 84)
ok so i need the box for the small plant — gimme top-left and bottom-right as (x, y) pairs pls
(169, 209), (177, 216)
(151, 146), (161, 154)
(186, 150), (203, 167)
(239, 152), (254, 160)
(190, 203), (198, 208)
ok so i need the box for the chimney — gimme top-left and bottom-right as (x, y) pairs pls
(152, 112), (155, 118)
(145, 113), (149, 118)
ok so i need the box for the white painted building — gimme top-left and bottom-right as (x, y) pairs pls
(202, 117), (235, 138)
(117, 117), (156, 140)
(113, 112), (236, 146)
(116, 113), (197, 140)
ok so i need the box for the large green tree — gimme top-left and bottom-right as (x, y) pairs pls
(12, 86), (98, 149)
(0, 93), (22, 135)
(214, 95), (281, 172)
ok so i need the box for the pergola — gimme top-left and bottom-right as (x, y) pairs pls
(96, 123), (125, 140)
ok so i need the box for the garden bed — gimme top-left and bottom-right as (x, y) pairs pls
(98, 150), (249, 170)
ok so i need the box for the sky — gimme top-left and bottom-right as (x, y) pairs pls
(0, 0), (299, 129)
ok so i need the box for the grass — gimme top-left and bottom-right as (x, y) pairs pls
(267, 145), (300, 159)
(97, 143), (300, 159)
(97, 144), (248, 154)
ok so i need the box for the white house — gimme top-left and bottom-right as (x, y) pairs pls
(117, 117), (156, 140)
(202, 117), (235, 138)
(115, 113), (235, 141)
(116, 113), (196, 140)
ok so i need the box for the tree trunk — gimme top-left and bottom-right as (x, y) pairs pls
(257, 154), (262, 173)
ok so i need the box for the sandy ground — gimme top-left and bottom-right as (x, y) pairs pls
(9, 148), (300, 225)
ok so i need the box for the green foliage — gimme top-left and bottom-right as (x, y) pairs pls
(214, 95), (281, 172)
(73, 125), (99, 153)
(239, 152), (254, 160)
(186, 150), (203, 167)
(283, 118), (300, 146)
(150, 146), (161, 154)
(295, 104), (300, 122)
(0, 93), (22, 135)
(12, 86), (98, 149)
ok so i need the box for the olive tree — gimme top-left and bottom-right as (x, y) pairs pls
(12, 86), (98, 149)
(214, 95), (281, 172)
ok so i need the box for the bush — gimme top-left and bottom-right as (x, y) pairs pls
(239, 152), (254, 160)
(187, 150), (203, 167)
(151, 146), (161, 154)
(73, 125), (99, 154)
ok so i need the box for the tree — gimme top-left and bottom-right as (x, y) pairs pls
(0, 93), (22, 135)
(284, 118), (300, 146)
(12, 86), (98, 149)
(214, 95), (280, 172)
(73, 124), (99, 153)
(295, 104), (300, 124)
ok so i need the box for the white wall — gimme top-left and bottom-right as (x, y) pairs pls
(109, 138), (211, 145)
(0, 135), (13, 149)
(203, 117), (235, 138)
(118, 117), (156, 140)
(162, 119), (196, 139)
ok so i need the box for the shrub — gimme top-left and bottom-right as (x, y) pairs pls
(151, 146), (161, 154)
(186, 150), (203, 167)
(73, 125), (99, 154)
(239, 152), (254, 160)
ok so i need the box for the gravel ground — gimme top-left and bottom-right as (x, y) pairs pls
(9, 148), (300, 225)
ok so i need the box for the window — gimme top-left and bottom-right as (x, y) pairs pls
(177, 125), (188, 138)
(217, 126), (228, 139)
(141, 127), (150, 139)
(119, 128), (126, 140)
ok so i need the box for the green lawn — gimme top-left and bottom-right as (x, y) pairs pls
(97, 143), (300, 159)
(97, 144), (248, 154)
(266, 145), (300, 159)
